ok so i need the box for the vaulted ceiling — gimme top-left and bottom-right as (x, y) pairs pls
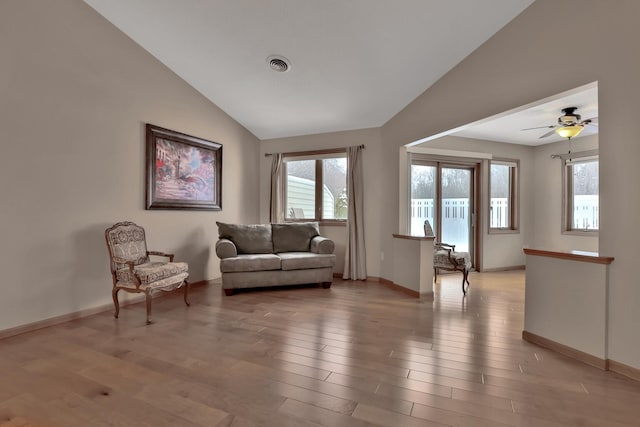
(84, 0), (536, 140)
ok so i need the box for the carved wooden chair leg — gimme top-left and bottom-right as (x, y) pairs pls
(183, 281), (190, 306)
(145, 290), (153, 325)
(112, 288), (120, 319)
(433, 267), (438, 282)
(462, 269), (470, 295)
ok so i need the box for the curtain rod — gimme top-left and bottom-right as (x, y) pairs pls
(264, 144), (365, 157)
(550, 149), (598, 160)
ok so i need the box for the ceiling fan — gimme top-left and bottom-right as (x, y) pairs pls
(522, 107), (598, 139)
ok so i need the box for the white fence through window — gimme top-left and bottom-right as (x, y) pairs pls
(411, 196), (599, 238)
(490, 198), (509, 229)
(573, 195), (599, 230)
(410, 198), (470, 251)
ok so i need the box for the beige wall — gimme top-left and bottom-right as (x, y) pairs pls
(530, 135), (599, 252)
(259, 128), (382, 278)
(381, 0), (640, 368)
(0, 0), (260, 330)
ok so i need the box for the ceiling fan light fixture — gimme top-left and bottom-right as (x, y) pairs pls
(558, 107), (581, 125)
(556, 125), (584, 139)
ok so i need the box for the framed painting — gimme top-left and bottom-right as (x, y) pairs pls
(145, 124), (222, 210)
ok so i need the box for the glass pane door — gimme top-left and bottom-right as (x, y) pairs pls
(409, 160), (476, 266)
(440, 167), (472, 253)
(410, 164), (437, 236)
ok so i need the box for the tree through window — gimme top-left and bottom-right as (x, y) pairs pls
(565, 157), (598, 231)
(284, 153), (347, 222)
(489, 159), (518, 231)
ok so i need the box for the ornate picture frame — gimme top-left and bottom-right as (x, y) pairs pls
(145, 124), (222, 210)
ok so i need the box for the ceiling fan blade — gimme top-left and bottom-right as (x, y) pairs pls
(581, 117), (598, 127)
(521, 125), (555, 131)
(539, 129), (557, 139)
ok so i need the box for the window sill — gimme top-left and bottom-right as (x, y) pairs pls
(320, 220), (347, 227)
(488, 228), (520, 235)
(562, 230), (599, 237)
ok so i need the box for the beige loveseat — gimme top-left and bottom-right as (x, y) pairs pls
(215, 222), (336, 295)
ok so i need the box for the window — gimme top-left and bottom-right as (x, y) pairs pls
(409, 156), (477, 257)
(284, 152), (347, 223)
(564, 155), (598, 232)
(489, 159), (519, 232)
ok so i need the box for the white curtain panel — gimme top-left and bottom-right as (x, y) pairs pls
(343, 145), (367, 280)
(269, 153), (285, 223)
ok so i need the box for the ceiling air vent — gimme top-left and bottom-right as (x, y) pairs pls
(267, 55), (291, 72)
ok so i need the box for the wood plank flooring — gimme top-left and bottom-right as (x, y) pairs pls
(1, 271), (639, 426)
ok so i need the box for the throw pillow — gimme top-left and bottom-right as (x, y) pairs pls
(216, 222), (273, 254)
(272, 222), (320, 253)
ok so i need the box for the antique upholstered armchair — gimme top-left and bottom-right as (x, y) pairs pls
(105, 221), (190, 324)
(424, 220), (471, 294)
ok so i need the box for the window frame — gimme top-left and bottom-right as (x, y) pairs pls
(488, 158), (520, 234)
(561, 150), (599, 235)
(283, 149), (347, 226)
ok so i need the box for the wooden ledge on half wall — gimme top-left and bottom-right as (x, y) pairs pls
(523, 247), (614, 265)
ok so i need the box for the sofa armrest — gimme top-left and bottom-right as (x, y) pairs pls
(310, 236), (335, 254)
(216, 238), (238, 259)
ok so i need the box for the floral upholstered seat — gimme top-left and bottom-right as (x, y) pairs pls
(105, 221), (189, 324)
(115, 261), (189, 289)
(424, 220), (471, 295)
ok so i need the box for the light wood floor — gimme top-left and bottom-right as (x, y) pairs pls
(1, 271), (639, 427)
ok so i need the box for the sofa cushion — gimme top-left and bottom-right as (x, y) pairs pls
(272, 222), (319, 253)
(220, 254), (281, 273)
(217, 222), (273, 254)
(278, 252), (335, 271)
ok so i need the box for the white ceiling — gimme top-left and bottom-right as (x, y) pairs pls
(84, 0), (534, 140)
(450, 84), (598, 146)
